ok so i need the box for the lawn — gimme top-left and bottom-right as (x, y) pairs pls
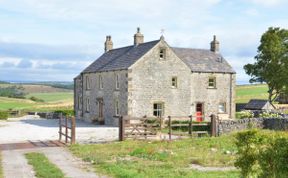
(70, 134), (240, 178)
(25, 152), (65, 178)
(236, 84), (268, 103)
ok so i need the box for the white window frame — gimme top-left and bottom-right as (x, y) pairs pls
(218, 102), (226, 113)
(99, 75), (103, 89)
(86, 98), (90, 112)
(115, 74), (120, 90)
(115, 100), (120, 116)
(86, 76), (90, 90)
(208, 77), (216, 88)
(153, 103), (164, 117)
(171, 77), (178, 88)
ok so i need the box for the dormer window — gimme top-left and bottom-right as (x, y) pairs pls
(159, 48), (166, 60)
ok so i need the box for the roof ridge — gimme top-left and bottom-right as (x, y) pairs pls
(172, 47), (211, 51)
(109, 39), (160, 52)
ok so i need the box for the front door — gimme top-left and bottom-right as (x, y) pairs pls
(97, 98), (104, 125)
(196, 103), (204, 122)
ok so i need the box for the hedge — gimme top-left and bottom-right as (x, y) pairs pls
(0, 111), (8, 120)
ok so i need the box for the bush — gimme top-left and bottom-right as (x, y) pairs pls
(0, 86), (26, 98)
(259, 111), (282, 118)
(236, 110), (254, 119)
(235, 130), (288, 177)
(29, 96), (44, 102)
(0, 111), (8, 120)
(54, 109), (74, 117)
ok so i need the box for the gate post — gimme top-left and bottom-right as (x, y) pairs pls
(59, 113), (62, 141)
(119, 116), (125, 141)
(168, 116), (172, 140)
(188, 115), (193, 136)
(65, 117), (68, 143)
(210, 114), (217, 137)
(71, 116), (76, 144)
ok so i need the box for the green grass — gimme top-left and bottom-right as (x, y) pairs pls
(26, 92), (73, 102)
(25, 152), (65, 178)
(236, 84), (268, 103)
(70, 134), (240, 178)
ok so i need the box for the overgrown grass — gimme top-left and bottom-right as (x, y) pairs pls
(25, 152), (65, 178)
(70, 135), (240, 178)
(236, 84), (268, 103)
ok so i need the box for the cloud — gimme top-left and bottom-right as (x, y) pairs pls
(17, 59), (33, 68)
(249, 0), (285, 7)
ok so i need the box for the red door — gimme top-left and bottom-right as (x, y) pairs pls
(196, 103), (203, 122)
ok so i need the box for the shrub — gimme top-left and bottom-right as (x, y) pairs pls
(54, 109), (74, 117)
(0, 86), (26, 98)
(29, 96), (44, 102)
(0, 111), (8, 120)
(259, 111), (282, 118)
(235, 130), (288, 177)
(236, 110), (254, 119)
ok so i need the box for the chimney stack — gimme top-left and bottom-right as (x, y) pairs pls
(104, 35), (113, 52)
(210, 35), (219, 53)
(134, 27), (144, 45)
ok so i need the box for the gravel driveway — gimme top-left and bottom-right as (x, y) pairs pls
(0, 115), (118, 144)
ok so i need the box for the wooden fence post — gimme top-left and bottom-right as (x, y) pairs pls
(189, 115), (193, 136)
(71, 116), (76, 144)
(119, 116), (125, 141)
(59, 113), (62, 141)
(65, 117), (68, 143)
(168, 116), (172, 140)
(210, 114), (217, 137)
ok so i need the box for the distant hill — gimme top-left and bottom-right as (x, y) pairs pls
(0, 81), (10, 84)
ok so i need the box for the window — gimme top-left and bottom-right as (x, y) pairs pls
(99, 75), (103, 89)
(115, 100), (120, 116)
(115, 74), (120, 89)
(171, 77), (178, 88)
(218, 103), (226, 113)
(208, 77), (216, 88)
(86, 76), (90, 90)
(159, 49), (166, 60)
(86, 98), (90, 112)
(153, 103), (164, 117)
(78, 96), (81, 110)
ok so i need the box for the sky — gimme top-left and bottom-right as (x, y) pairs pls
(0, 0), (287, 84)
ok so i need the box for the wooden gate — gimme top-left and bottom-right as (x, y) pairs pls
(118, 116), (161, 141)
(59, 114), (76, 144)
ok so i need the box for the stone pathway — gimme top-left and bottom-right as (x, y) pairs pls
(1, 142), (106, 178)
(190, 164), (237, 172)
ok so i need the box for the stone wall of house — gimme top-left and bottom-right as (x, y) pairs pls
(128, 40), (192, 118)
(217, 118), (288, 135)
(191, 73), (236, 120)
(74, 75), (83, 119)
(81, 70), (128, 126)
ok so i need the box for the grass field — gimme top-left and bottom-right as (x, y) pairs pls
(236, 84), (268, 103)
(0, 84), (73, 111)
(70, 134), (239, 178)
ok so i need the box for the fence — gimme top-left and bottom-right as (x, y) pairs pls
(58, 114), (76, 144)
(117, 114), (217, 141)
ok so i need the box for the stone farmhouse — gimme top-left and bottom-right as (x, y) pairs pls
(74, 28), (236, 126)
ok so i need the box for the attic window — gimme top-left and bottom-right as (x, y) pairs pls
(159, 49), (166, 60)
(217, 57), (223, 63)
(171, 77), (178, 88)
(99, 75), (103, 89)
(86, 76), (90, 90)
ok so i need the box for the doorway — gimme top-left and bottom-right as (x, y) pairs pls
(196, 103), (204, 122)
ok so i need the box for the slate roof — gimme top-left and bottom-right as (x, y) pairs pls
(172, 48), (235, 73)
(82, 40), (235, 74)
(82, 40), (160, 73)
(244, 99), (271, 110)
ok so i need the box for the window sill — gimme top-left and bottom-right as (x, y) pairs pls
(218, 112), (227, 114)
(207, 87), (217, 89)
(171, 87), (178, 89)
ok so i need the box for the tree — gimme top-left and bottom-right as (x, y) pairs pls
(244, 27), (288, 108)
